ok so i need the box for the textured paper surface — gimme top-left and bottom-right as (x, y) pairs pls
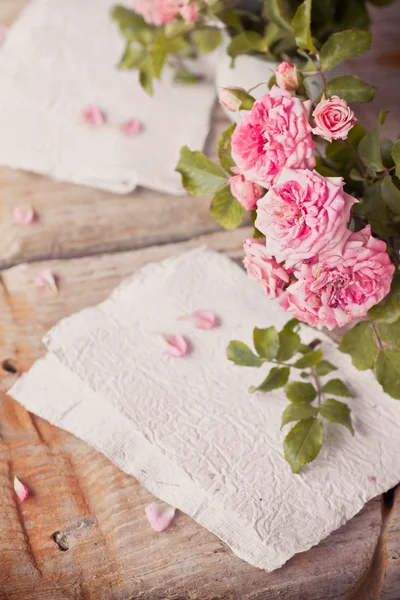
(9, 248), (400, 571)
(0, 0), (215, 194)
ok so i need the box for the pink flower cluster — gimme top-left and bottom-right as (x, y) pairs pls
(134, 0), (199, 25)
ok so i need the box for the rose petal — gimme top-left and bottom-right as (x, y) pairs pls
(13, 205), (36, 225)
(34, 269), (58, 294)
(164, 334), (189, 358)
(14, 476), (30, 502)
(145, 502), (176, 532)
(189, 310), (219, 329)
(81, 105), (105, 127)
(121, 119), (143, 136)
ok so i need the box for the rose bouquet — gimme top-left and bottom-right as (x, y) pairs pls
(176, 1), (400, 472)
(111, 0), (394, 94)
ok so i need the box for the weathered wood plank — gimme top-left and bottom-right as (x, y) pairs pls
(0, 228), (389, 599)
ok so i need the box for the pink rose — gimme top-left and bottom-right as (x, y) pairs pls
(134, 0), (180, 25)
(280, 226), (395, 330)
(231, 86), (315, 188)
(275, 62), (299, 92)
(312, 96), (357, 142)
(255, 168), (357, 267)
(229, 168), (264, 210)
(243, 239), (290, 299)
(179, 2), (199, 21)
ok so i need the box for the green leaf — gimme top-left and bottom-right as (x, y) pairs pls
(210, 186), (244, 230)
(175, 146), (227, 196)
(339, 322), (377, 370)
(375, 319), (400, 350)
(151, 34), (168, 79)
(369, 276), (400, 323)
(321, 379), (354, 398)
(282, 319), (300, 333)
(118, 43), (146, 69)
(374, 349), (400, 399)
(276, 329), (301, 362)
(174, 69), (199, 85)
(300, 371), (309, 379)
(227, 31), (264, 60)
(192, 28), (222, 54)
(281, 404), (318, 428)
(284, 418), (323, 473)
(253, 326), (279, 361)
(285, 381), (317, 404)
(381, 175), (400, 215)
(319, 30), (372, 72)
(112, 6), (151, 44)
(293, 350), (323, 369)
(326, 75), (376, 103)
(263, 0), (292, 30)
(139, 57), (154, 96)
(292, 0), (316, 54)
(320, 399), (354, 434)
(217, 124), (236, 174)
(381, 140), (395, 169)
(226, 341), (264, 367)
(315, 360), (337, 377)
(392, 139), (400, 166)
(249, 367), (290, 393)
(358, 123), (384, 175)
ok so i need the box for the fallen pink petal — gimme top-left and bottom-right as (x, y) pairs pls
(34, 269), (59, 294)
(145, 502), (176, 532)
(81, 105), (105, 127)
(14, 476), (30, 502)
(12, 204), (36, 225)
(121, 118), (143, 136)
(188, 310), (219, 329)
(163, 334), (189, 358)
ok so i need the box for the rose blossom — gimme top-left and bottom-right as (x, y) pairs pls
(231, 86), (315, 188)
(229, 168), (264, 210)
(279, 226), (394, 330)
(243, 239), (290, 299)
(179, 2), (199, 22)
(255, 168), (357, 267)
(275, 62), (299, 92)
(312, 96), (357, 142)
(134, 0), (180, 25)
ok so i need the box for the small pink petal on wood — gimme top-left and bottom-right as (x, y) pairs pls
(164, 334), (189, 358)
(34, 269), (58, 294)
(13, 204), (36, 225)
(145, 502), (176, 532)
(14, 476), (30, 502)
(121, 118), (143, 136)
(81, 105), (105, 127)
(189, 310), (219, 329)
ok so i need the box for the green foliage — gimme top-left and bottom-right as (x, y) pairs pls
(319, 29), (371, 72)
(249, 367), (290, 393)
(319, 399), (354, 434)
(374, 350), (400, 399)
(281, 404), (318, 428)
(368, 277), (400, 324)
(292, 0), (316, 54)
(375, 319), (400, 350)
(358, 116), (385, 175)
(339, 322), (377, 370)
(263, 0), (292, 31)
(284, 418), (323, 473)
(321, 379), (354, 398)
(276, 329), (301, 361)
(285, 381), (317, 404)
(392, 139), (400, 166)
(226, 341), (264, 367)
(227, 31), (264, 61)
(381, 175), (400, 215)
(175, 147), (227, 196)
(253, 327), (280, 361)
(217, 125), (236, 175)
(210, 186), (244, 230)
(139, 57), (154, 96)
(315, 361), (337, 377)
(293, 349), (323, 368)
(326, 75), (376, 103)
(193, 28), (222, 54)
(118, 44), (146, 69)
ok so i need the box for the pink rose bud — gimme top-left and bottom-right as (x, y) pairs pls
(218, 87), (255, 113)
(121, 118), (143, 137)
(229, 168), (264, 211)
(312, 96), (357, 142)
(145, 502), (176, 532)
(81, 105), (105, 127)
(275, 62), (299, 92)
(179, 2), (199, 22)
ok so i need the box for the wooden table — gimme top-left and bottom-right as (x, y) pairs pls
(1, 2), (400, 598)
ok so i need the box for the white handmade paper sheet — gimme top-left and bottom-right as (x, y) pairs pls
(0, 0), (216, 194)
(9, 248), (400, 571)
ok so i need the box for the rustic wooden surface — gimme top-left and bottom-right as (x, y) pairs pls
(1, 1), (400, 599)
